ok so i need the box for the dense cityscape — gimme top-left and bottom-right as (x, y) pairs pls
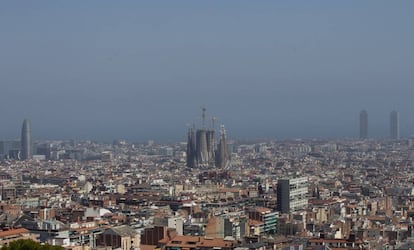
(0, 108), (413, 250)
(3, 0), (414, 249)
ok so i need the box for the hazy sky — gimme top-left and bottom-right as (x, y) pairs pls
(1, 1), (414, 141)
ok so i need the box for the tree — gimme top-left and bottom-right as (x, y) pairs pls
(1, 239), (64, 250)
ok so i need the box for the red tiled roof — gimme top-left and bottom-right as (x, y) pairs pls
(0, 228), (29, 237)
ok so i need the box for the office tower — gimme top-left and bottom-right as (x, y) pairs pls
(216, 125), (228, 169)
(390, 110), (400, 140)
(21, 119), (32, 160)
(359, 110), (368, 139)
(186, 127), (196, 168)
(277, 177), (308, 213)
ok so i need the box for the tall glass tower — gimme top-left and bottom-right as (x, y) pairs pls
(359, 110), (368, 139)
(390, 111), (400, 140)
(21, 119), (32, 160)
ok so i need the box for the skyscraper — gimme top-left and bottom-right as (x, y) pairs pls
(21, 119), (32, 160)
(359, 110), (368, 139)
(390, 111), (400, 140)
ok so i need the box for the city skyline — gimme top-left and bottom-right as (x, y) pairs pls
(1, 1), (414, 141)
(1, 2), (414, 249)
(0, 110), (410, 142)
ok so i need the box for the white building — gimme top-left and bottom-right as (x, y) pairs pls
(277, 177), (308, 213)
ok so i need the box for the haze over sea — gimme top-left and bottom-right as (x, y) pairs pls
(1, 1), (414, 141)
